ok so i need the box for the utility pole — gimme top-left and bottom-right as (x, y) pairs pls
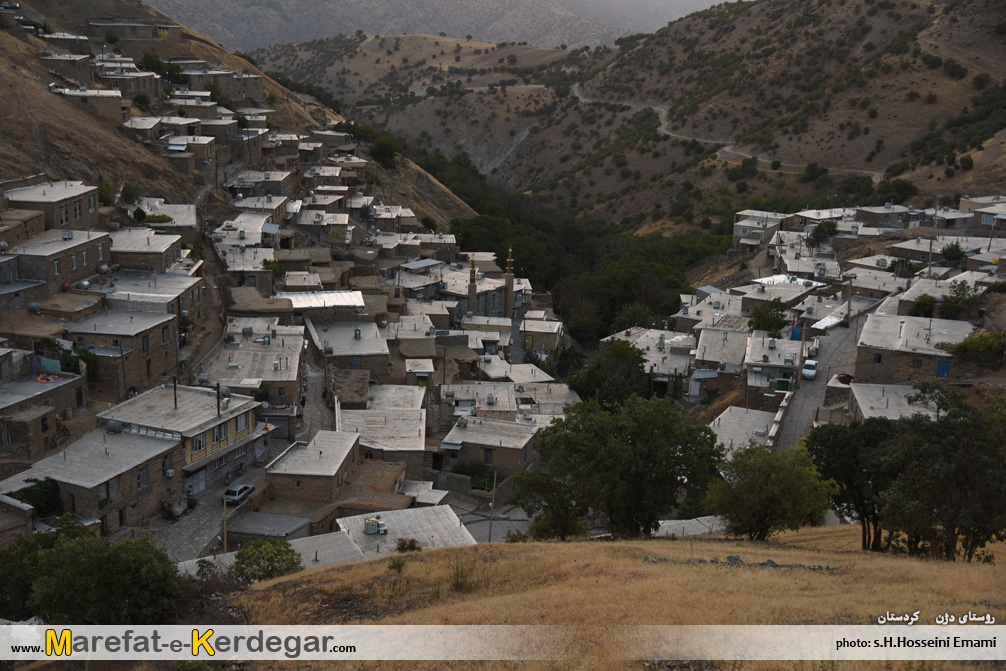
(487, 469), (498, 543)
(223, 499), (228, 553)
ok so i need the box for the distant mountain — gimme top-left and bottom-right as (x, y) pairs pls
(144, 0), (647, 51)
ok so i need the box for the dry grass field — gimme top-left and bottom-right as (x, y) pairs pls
(216, 525), (1006, 671)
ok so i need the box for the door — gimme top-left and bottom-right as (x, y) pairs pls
(937, 361), (951, 378)
(185, 469), (207, 495)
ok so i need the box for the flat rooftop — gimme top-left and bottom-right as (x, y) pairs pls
(275, 291), (364, 310)
(442, 417), (536, 450)
(0, 374), (82, 413)
(109, 228), (179, 253)
(308, 321), (389, 357)
(98, 384), (258, 437)
(338, 409), (427, 452)
(366, 385), (426, 409)
(850, 383), (939, 421)
(177, 529), (364, 578)
(203, 333), (303, 387)
(9, 229), (109, 256)
(0, 428), (177, 493)
(479, 358), (555, 384)
(65, 310), (174, 337)
(97, 270), (200, 304)
(710, 406), (777, 457)
(337, 506), (475, 560)
(267, 432), (359, 477)
(858, 315), (973, 355)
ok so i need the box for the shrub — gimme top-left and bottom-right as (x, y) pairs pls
(387, 556), (406, 573)
(950, 333), (1006, 366)
(395, 538), (422, 552)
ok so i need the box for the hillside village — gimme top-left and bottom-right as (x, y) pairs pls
(0, 3), (1005, 592)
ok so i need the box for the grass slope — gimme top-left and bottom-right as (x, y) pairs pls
(225, 526), (1005, 670)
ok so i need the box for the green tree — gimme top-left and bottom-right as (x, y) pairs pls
(371, 135), (403, 168)
(30, 535), (178, 624)
(96, 175), (113, 206)
(569, 339), (648, 406)
(705, 443), (834, 541)
(806, 419), (899, 551)
(133, 92), (151, 111)
(940, 241), (966, 269)
(105, 29), (119, 44)
(610, 302), (653, 332)
(121, 181), (143, 205)
(908, 293), (935, 318)
(881, 383), (1006, 561)
(523, 398), (720, 538)
(939, 279), (982, 319)
(507, 466), (587, 541)
(811, 219), (837, 244)
(950, 332), (1006, 366)
(231, 538), (302, 583)
(747, 298), (788, 337)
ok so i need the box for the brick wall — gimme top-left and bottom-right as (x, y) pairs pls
(853, 346), (958, 384)
(63, 444), (184, 535)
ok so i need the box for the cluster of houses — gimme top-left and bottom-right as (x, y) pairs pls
(0, 11), (577, 565)
(651, 204), (1006, 457)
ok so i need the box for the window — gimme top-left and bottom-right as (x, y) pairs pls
(162, 325), (169, 343)
(112, 339), (119, 347)
(60, 204), (68, 225)
(295, 479), (302, 488)
(872, 354), (883, 364)
(53, 259), (61, 275)
(82, 249), (88, 266)
(88, 194), (96, 212)
(74, 200), (81, 219)
(912, 359), (922, 369)
(162, 454), (172, 474)
(137, 466), (148, 489)
(142, 335), (150, 354)
(41, 416), (49, 431)
(191, 433), (206, 453)
(277, 387), (285, 398)
(212, 423), (228, 444)
(98, 244), (104, 261)
(483, 449), (494, 466)
(236, 444), (248, 457)
(71, 253), (77, 270)
(212, 454), (228, 470)
(236, 412), (249, 432)
(101, 477), (120, 502)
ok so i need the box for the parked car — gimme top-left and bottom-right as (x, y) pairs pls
(222, 483), (254, 505)
(801, 359), (819, 380)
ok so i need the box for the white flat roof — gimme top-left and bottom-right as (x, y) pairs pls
(109, 227), (179, 253)
(858, 314), (973, 355)
(442, 417), (536, 450)
(0, 428), (177, 493)
(338, 409), (427, 452)
(98, 384), (259, 436)
(338, 506), (475, 559)
(267, 431), (359, 477)
(5, 180), (96, 202)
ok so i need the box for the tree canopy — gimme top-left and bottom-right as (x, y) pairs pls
(806, 382), (1006, 561)
(705, 442), (834, 541)
(747, 298), (789, 337)
(569, 339), (648, 407)
(232, 538), (303, 583)
(509, 398), (721, 538)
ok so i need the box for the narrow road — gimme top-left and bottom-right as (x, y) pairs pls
(774, 311), (867, 450)
(298, 355), (333, 440)
(571, 83), (883, 183)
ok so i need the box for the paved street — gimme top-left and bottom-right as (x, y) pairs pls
(774, 313), (867, 450)
(144, 462), (270, 562)
(298, 356), (334, 439)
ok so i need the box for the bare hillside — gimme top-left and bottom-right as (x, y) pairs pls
(145, 0), (629, 50)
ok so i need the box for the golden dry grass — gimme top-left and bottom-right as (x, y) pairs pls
(227, 526), (1006, 671)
